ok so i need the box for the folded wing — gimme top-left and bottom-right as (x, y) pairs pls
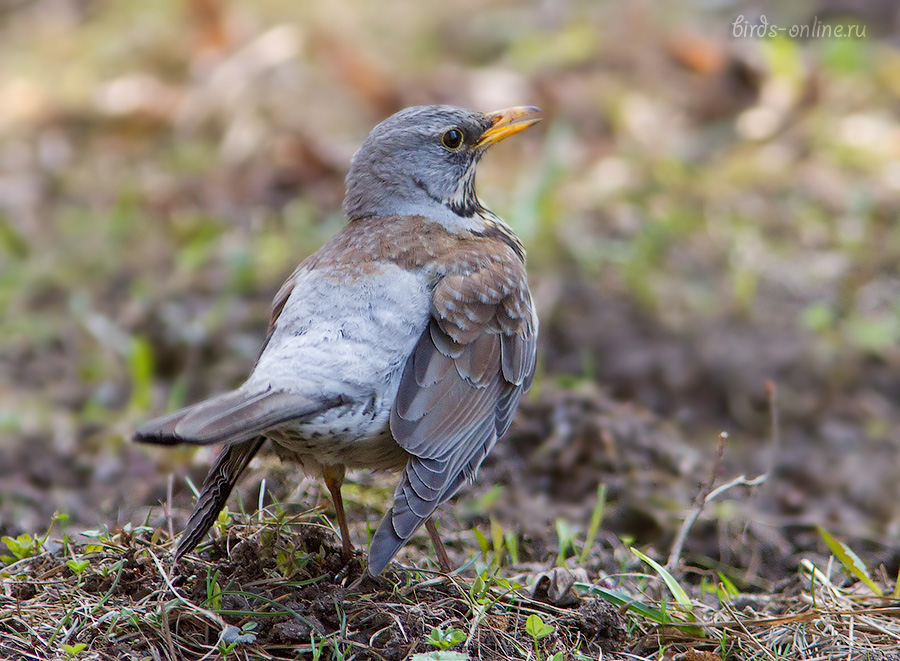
(368, 251), (537, 575)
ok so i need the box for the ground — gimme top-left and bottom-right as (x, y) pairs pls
(2, 1), (900, 659)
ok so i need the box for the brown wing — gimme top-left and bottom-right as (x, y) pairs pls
(368, 254), (537, 574)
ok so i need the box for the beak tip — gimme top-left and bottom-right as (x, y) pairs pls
(476, 105), (543, 147)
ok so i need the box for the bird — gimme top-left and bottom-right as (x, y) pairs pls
(134, 104), (540, 576)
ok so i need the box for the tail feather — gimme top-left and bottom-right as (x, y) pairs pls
(175, 437), (265, 559)
(134, 387), (335, 560)
(133, 388), (322, 446)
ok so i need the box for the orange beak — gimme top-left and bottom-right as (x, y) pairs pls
(474, 106), (542, 148)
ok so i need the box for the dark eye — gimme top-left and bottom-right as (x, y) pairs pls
(441, 128), (464, 150)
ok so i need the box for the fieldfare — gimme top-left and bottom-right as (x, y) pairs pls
(134, 104), (540, 575)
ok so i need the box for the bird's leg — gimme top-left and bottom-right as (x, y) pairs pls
(322, 465), (353, 563)
(425, 518), (453, 573)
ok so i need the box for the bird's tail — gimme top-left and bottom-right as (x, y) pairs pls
(175, 437), (265, 559)
(133, 388), (319, 447)
(134, 387), (322, 557)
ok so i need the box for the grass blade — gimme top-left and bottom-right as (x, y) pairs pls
(817, 526), (883, 596)
(632, 548), (694, 613)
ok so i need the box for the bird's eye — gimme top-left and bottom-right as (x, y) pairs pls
(441, 128), (465, 150)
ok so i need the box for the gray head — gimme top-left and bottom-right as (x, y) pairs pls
(343, 105), (541, 226)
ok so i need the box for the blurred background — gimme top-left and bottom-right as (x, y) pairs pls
(1, 0), (898, 587)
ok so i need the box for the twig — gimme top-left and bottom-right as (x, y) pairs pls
(157, 589), (180, 661)
(666, 380), (784, 573)
(166, 472), (175, 546)
(720, 598), (779, 661)
(145, 549), (225, 629)
(764, 380), (782, 486)
(668, 469), (769, 573)
(706, 472), (769, 502)
(666, 432), (729, 572)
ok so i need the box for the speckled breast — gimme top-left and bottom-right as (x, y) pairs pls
(264, 396), (409, 474)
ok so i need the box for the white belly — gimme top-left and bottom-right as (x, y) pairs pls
(244, 263), (430, 469)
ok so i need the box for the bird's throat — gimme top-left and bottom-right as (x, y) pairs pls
(442, 162), (484, 219)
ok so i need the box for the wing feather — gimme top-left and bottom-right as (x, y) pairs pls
(368, 249), (537, 575)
